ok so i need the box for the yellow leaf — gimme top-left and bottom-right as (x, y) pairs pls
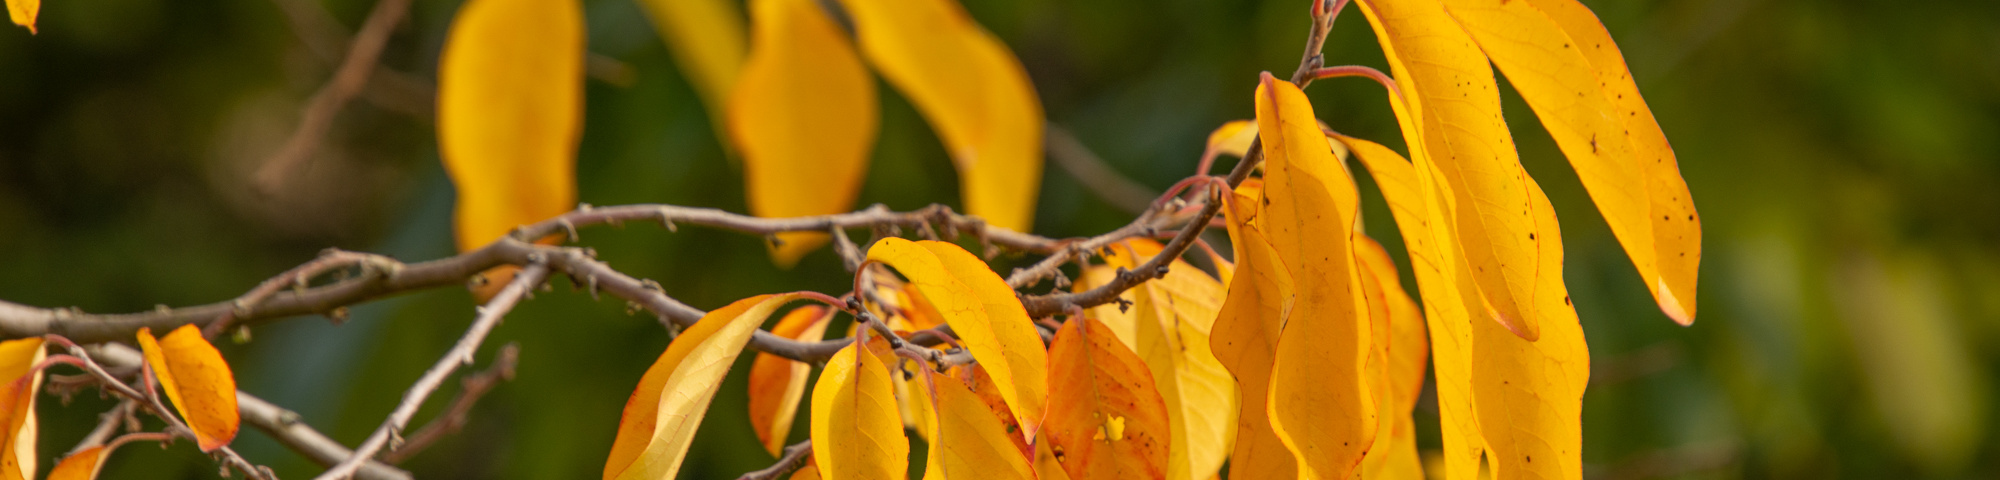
(1353, 0), (1544, 341)
(866, 238), (1048, 441)
(1044, 316), (1171, 480)
(1342, 133), (1483, 480)
(810, 342), (909, 480)
(729, 0), (879, 267)
(1208, 181), (1295, 480)
(604, 294), (805, 479)
(636, 0), (745, 117)
(1356, 236), (1427, 479)
(897, 283), (947, 331)
(914, 368), (1034, 480)
(1096, 241), (1237, 480)
(137, 326), (238, 452)
(792, 462), (821, 480)
(46, 446), (104, 480)
(839, 0), (1044, 231)
(4, 0), (35, 34)
(0, 338), (43, 480)
(1256, 73), (1375, 480)
(438, 0), (584, 299)
(747, 305), (834, 456)
(1204, 120), (1260, 161)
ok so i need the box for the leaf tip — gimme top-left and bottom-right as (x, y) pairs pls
(1657, 278), (1693, 326)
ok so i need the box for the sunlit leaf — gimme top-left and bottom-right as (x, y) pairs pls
(1093, 241), (1236, 480)
(636, 0), (745, 117)
(730, 0), (879, 267)
(136, 325), (238, 452)
(747, 305), (834, 456)
(1209, 181), (1295, 480)
(838, 0), (1044, 232)
(866, 238), (1048, 442)
(4, 0), (35, 34)
(1355, 236), (1427, 479)
(810, 341), (909, 480)
(438, 0), (584, 300)
(0, 338), (43, 480)
(913, 367), (1034, 480)
(604, 294), (806, 480)
(1353, 0), (1544, 341)
(1044, 316), (1171, 480)
(1256, 73), (1376, 479)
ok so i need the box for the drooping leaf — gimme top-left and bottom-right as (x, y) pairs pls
(838, 0), (1044, 232)
(0, 338), (43, 480)
(136, 325), (238, 452)
(810, 341), (909, 480)
(866, 238), (1048, 441)
(1209, 182), (1295, 480)
(1044, 316), (1171, 480)
(4, 0), (35, 34)
(747, 305), (835, 456)
(729, 0), (879, 267)
(1355, 236), (1428, 479)
(635, 0), (745, 117)
(1095, 241), (1236, 480)
(1437, 0), (1699, 325)
(604, 294), (806, 480)
(913, 368), (1034, 480)
(1255, 73), (1376, 479)
(1353, 0), (1544, 341)
(46, 446), (105, 480)
(1342, 133), (1484, 480)
(437, 0), (584, 300)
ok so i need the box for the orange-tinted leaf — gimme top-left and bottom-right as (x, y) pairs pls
(1342, 133), (1484, 480)
(1353, 0), (1543, 341)
(1097, 241), (1236, 480)
(810, 341), (909, 480)
(791, 462), (821, 480)
(867, 238), (1048, 441)
(137, 326), (238, 452)
(1256, 73), (1375, 479)
(1209, 182), (1295, 480)
(1356, 236), (1427, 479)
(4, 0), (35, 34)
(1044, 316), (1170, 480)
(636, 0), (744, 116)
(839, 0), (1044, 232)
(914, 368), (1034, 480)
(46, 446), (104, 480)
(747, 305), (834, 456)
(0, 338), (43, 480)
(730, 0), (878, 267)
(1466, 178), (1588, 480)
(605, 294), (805, 479)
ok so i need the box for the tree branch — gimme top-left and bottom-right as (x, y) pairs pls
(254, 0), (414, 196)
(737, 440), (813, 480)
(380, 342), (520, 465)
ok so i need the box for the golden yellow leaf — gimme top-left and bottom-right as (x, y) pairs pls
(729, 0), (879, 267)
(604, 294), (806, 479)
(747, 305), (834, 456)
(636, 0), (745, 117)
(1209, 182), (1295, 480)
(136, 326), (238, 452)
(1438, 0), (1698, 326)
(1096, 241), (1237, 480)
(1342, 133), (1484, 480)
(810, 341), (909, 480)
(1034, 441), (1073, 480)
(914, 368), (1034, 480)
(867, 238), (1048, 441)
(792, 462), (821, 480)
(46, 446), (104, 480)
(4, 0), (35, 34)
(1044, 316), (1171, 480)
(1255, 73), (1375, 480)
(1353, 0), (1544, 341)
(1204, 120), (1260, 161)
(838, 0), (1044, 232)
(0, 338), (43, 480)
(1356, 236), (1428, 479)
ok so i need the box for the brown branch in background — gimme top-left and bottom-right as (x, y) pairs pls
(317, 263), (549, 480)
(204, 249), (402, 339)
(381, 342), (521, 465)
(265, 0), (434, 118)
(1045, 124), (1158, 214)
(738, 440), (814, 480)
(254, 0), (415, 197)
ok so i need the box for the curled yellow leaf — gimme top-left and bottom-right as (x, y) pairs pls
(747, 305), (834, 456)
(137, 326), (238, 452)
(810, 341), (909, 480)
(604, 293), (806, 480)
(1044, 316), (1171, 480)
(1208, 181), (1295, 480)
(5, 0), (35, 34)
(914, 368), (1034, 480)
(0, 338), (44, 480)
(1356, 236), (1428, 479)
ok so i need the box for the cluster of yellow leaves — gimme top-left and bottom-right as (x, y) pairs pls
(19, 325), (247, 480)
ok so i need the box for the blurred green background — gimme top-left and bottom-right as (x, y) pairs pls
(2, 0), (1997, 478)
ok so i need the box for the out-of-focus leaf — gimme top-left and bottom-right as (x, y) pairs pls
(0, 338), (42, 480)
(867, 238), (1048, 441)
(636, 0), (744, 117)
(810, 341), (909, 480)
(1095, 240), (1236, 480)
(604, 294), (805, 480)
(1466, 178), (1588, 480)
(4, 0), (35, 34)
(1209, 181), (1295, 480)
(1353, 0), (1544, 341)
(729, 0), (878, 267)
(1044, 316), (1171, 480)
(1355, 236), (1427, 479)
(1204, 120), (1260, 161)
(748, 305), (834, 456)
(46, 446), (105, 480)
(136, 325), (238, 452)
(1439, 0), (1700, 325)
(437, 0), (584, 300)
(1833, 251), (1990, 472)
(1256, 73), (1376, 479)
(838, 0), (1044, 232)
(913, 367), (1034, 480)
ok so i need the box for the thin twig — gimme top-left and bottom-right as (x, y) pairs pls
(381, 342), (521, 464)
(737, 440), (813, 480)
(204, 249), (400, 339)
(254, 0), (415, 196)
(1045, 124), (1157, 214)
(39, 340), (276, 480)
(67, 399), (136, 457)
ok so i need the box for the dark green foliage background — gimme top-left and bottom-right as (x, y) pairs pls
(1, 0), (1997, 478)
